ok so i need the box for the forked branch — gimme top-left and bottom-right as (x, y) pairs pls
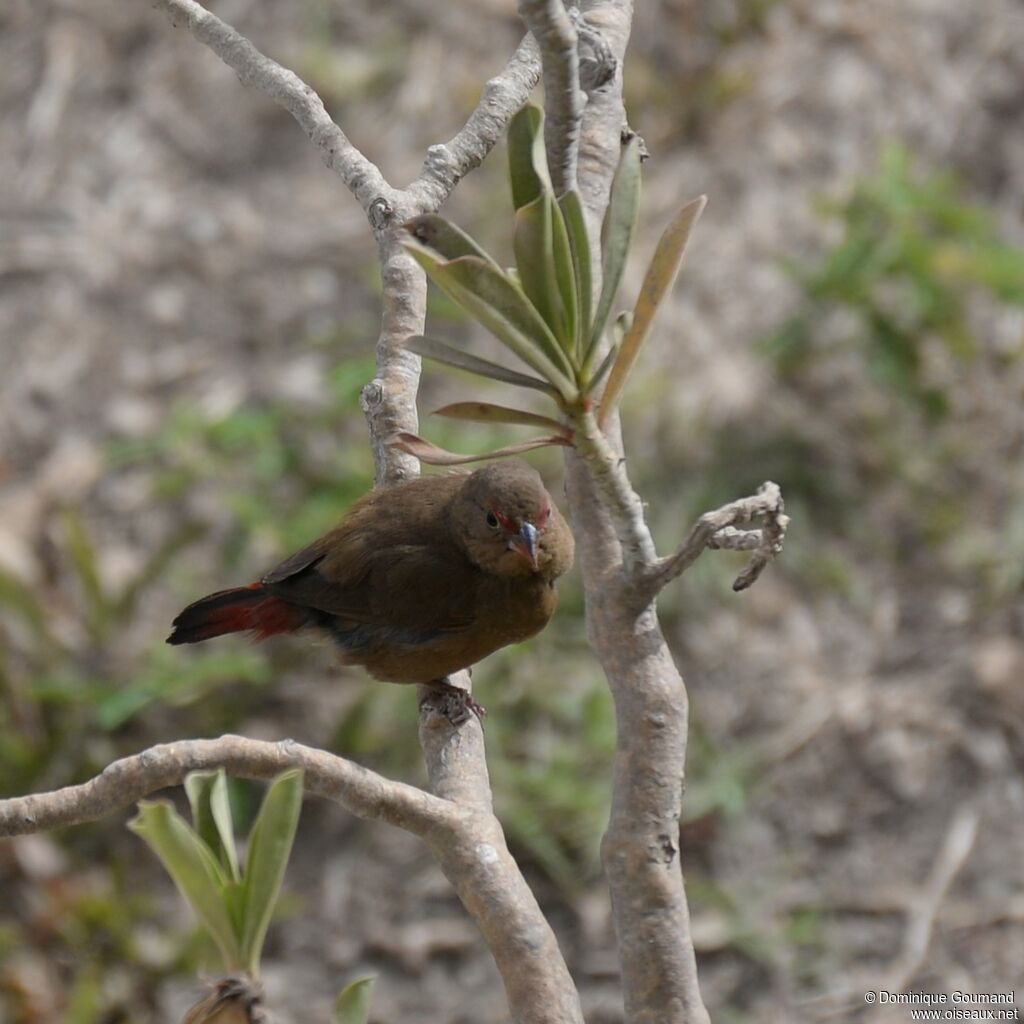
(643, 481), (788, 596)
(411, 33), (542, 210)
(151, 0), (546, 222)
(151, 0), (390, 214)
(0, 731), (584, 1024)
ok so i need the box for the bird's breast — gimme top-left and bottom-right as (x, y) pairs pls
(478, 573), (558, 646)
(327, 572), (557, 684)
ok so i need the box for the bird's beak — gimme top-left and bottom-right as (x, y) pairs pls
(509, 521), (539, 569)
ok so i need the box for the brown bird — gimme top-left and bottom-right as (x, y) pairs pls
(167, 460), (574, 718)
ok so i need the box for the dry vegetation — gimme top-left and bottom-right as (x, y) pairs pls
(2, 0), (1023, 1021)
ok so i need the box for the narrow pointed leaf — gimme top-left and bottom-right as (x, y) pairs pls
(558, 190), (593, 355)
(240, 769), (304, 978)
(403, 215), (499, 268)
(388, 432), (572, 466)
(588, 342), (620, 395)
(599, 195), (707, 426)
(582, 318), (629, 395)
(222, 880), (247, 942)
(432, 402), (571, 437)
(507, 104), (550, 211)
(129, 801), (242, 970)
(514, 196), (563, 343)
(331, 976), (376, 1024)
(185, 770), (241, 883)
(550, 195), (579, 358)
(404, 336), (562, 401)
(403, 243), (577, 396)
(585, 136), (643, 371)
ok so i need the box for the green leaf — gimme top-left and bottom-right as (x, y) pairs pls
(431, 402), (571, 436)
(222, 880), (248, 943)
(514, 196), (563, 344)
(404, 336), (562, 401)
(588, 342), (619, 395)
(599, 195), (707, 426)
(550, 195), (579, 359)
(558, 190), (593, 355)
(128, 801), (242, 970)
(586, 136), (643, 370)
(331, 976), (376, 1024)
(507, 104), (550, 211)
(403, 243), (577, 397)
(582, 312), (631, 396)
(387, 431), (572, 466)
(403, 215), (499, 267)
(185, 770), (241, 884)
(240, 769), (304, 978)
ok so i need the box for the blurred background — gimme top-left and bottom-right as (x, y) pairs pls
(2, 0), (1023, 1020)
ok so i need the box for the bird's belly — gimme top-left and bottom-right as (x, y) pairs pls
(323, 581), (556, 684)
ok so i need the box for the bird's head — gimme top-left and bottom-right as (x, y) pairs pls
(453, 460), (566, 578)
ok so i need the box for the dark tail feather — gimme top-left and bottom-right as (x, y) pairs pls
(166, 584), (307, 645)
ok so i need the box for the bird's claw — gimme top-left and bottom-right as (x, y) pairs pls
(421, 679), (487, 727)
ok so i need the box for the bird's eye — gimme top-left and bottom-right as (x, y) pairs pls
(486, 511), (499, 529)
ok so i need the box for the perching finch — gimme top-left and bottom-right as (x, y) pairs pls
(167, 460), (574, 717)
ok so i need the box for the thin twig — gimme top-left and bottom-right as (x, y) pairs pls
(643, 481), (788, 597)
(0, 735), (455, 838)
(518, 0), (583, 194)
(150, 0), (392, 215)
(410, 33), (543, 210)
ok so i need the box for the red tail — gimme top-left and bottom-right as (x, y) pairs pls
(166, 583), (307, 645)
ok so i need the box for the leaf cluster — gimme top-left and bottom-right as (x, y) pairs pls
(128, 768), (303, 980)
(397, 104), (706, 462)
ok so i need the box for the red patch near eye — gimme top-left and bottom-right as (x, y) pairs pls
(537, 506), (551, 529)
(491, 507), (515, 533)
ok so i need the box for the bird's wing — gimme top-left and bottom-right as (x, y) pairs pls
(261, 536), (331, 585)
(263, 532), (479, 634)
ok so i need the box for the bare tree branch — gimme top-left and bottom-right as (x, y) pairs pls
(0, 735), (454, 838)
(416, 702), (584, 1024)
(560, 5), (716, 1020)
(0, 727), (585, 1024)
(570, 407), (658, 575)
(518, 0), (583, 194)
(410, 33), (543, 210)
(361, 223), (428, 486)
(150, 0), (392, 216)
(150, 0), (550, 227)
(642, 481), (788, 597)
(575, 14), (618, 93)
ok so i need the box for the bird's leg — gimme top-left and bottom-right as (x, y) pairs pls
(420, 676), (487, 726)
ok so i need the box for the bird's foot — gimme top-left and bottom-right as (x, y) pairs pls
(420, 678), (487, 726)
